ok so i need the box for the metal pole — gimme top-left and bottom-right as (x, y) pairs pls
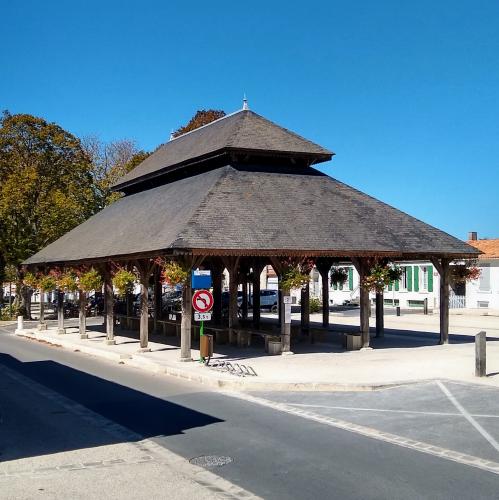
(475, 331), (486, 377)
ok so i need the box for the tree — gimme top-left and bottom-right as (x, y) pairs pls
(0, 111), (97, 316)
(173, 109), (226, 138)
(82, 136), (149, 208)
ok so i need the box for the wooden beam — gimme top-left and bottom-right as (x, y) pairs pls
(375, 292), (384, 338)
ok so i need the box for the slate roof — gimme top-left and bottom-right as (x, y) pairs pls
(24, 165), (479, 265)
(467, 239), (499, 259)
(112, 109), (333, 191)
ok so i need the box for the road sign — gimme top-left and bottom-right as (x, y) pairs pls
(194, 312), (212, 322)
(192, 289), (214, 313)
(192, 269), (212, 289)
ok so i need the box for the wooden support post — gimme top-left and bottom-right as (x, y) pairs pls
(375, 292), (384, 338)
(252, 261), (265, 329)
(56, 290), (65, 334)
(242, 278), (248, 320)
(432, 257), (450, 345)
(475, 331), (486, 377)
(212, 262), (223, 325)
(228, 263), (239, 344)
(180, 272), (193, 361)
(79, 290), (88, 339)
(37, 289), (47, 330)
(301, 282), (310, 336)
(104, 268), (115, 345)
(135, 260), (154, 351)
(316, 259), (333, 329)
(352, 258), (370, 349)
(153, 266), (162, 333)
(126, 291), (133, 329)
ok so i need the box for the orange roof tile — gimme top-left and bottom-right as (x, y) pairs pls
(467, 239), (499, 259)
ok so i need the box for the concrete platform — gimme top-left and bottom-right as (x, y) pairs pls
(12, 316), (499, 391)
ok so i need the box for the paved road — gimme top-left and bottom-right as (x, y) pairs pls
(1, 324), (498, 499)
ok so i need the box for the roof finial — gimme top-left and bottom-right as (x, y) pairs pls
(242, 94), (249, 110)
(169, 129), (174, 141)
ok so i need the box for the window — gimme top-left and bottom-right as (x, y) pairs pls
(401, 267), (408, 290)
(421, 266), (428, 291)
(479, 264), (491, 292)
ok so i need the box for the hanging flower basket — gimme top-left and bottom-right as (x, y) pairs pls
(57, 271), (79, 292)
(159, 260), (189, 287)
(112, 268), (137, 297)
(451, 264), (481, 283)
(78, 268), (103, 293)
(38, 274), (57, 292)
(330, 267), (348, 286)
(23, 272), (39, 288)
(280, 265), (310, 291)
(362, 264), (402, 293)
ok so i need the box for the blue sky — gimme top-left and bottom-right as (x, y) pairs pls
(2, 0), (498, 239)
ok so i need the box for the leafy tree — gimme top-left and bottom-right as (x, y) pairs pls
(173, 109), (226, 138)
(82, 136), (149, 207)
(0, 111), (97, 315)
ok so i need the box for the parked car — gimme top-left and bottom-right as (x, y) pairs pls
(250, 289), (279, 312)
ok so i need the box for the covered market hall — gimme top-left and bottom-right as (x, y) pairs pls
(24, 104), (479, 360)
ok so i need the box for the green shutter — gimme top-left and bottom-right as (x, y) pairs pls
(395, 279), (399, 291)
(407, 266), (412, 291)
(414, 266), (419, 292)
(333, 281), (337, 290)
(428, 265), (433, 292)
(339, 281), (343, 290)
(348, 268), (353, 290)
(388, 283), (392, 291)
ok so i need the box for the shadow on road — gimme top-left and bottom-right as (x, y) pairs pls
(0, 353), (223, 462)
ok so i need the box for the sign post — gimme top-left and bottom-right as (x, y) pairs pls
(192, 289), (214, 362)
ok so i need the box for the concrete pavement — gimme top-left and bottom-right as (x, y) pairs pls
(9, 313), (499, 391)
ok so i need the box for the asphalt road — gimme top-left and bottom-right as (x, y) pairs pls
(1, 324), (498, 500)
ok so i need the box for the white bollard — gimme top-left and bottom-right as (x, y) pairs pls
(17, 315), (24, 331)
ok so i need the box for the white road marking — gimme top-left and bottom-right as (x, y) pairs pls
(226, 391), (499, 475)
(287, 403), (499, 419)
(437, 381), (499, 454)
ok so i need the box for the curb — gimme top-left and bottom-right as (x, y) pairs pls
(12, 329), (492, 392)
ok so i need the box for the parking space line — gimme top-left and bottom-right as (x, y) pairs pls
(437, 381), (499, 454)
(287, 403), (499, 419)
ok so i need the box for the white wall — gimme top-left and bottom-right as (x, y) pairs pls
(466, 260), (499, 309)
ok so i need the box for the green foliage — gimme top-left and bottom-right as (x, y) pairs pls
(23, 272), (38, 288)
(330, 267), (348, 286)
(159, 260), (189, 286)
(0, 302), (19, 320)
(112, 268), (137, 297)
(38, 274), (57, 292)
(362, 264), (402, 293)
(78, 268), (102, 292)
(0, 111), (96, 266)
(57, 271), (78, 292)
(173, 110), (226, 138)
(309, 297), (322, 313)
(280, 266), (310, 291)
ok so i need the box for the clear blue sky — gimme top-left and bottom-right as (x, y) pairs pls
(2, 1), (498, 240)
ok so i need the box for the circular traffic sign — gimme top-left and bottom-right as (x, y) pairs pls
(192, 289), (214, 313)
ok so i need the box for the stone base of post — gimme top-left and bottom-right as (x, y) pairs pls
(56, 328), (66, 335)
(281, 351), (294, 356)
(180, 357), (193, 362)
(80, 333), (88, 340)
(37, 322), (47, 331)
(137, 347), (151, 353)
(105, 339), (116, 345)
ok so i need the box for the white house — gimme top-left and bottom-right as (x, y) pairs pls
(466, 233), (499, 310)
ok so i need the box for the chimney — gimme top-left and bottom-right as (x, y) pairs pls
(468, 231), (478, 241)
